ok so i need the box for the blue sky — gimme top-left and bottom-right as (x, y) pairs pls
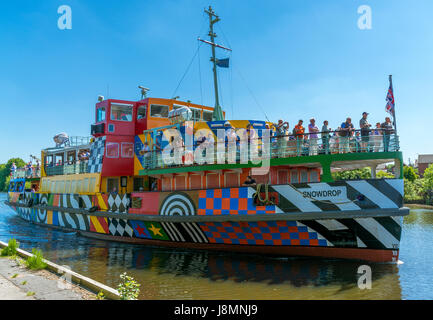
(1, 0), (432, 165)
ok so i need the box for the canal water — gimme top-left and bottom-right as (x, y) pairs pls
(1, 193), (432, 300)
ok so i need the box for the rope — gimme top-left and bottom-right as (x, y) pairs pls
(253, 184), (274, 206)
(171, 41), (203, 99)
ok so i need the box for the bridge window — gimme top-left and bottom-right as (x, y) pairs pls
(150, 105), (169, 118)
(137, 105), (147, 120)
(106, 142), (119, 158)
(203, 110), (213, 121)
(121, 142), (134, 158)
(97, 107), (106, 122)
(111, 103), (133, 121)
(190, 108), (201, 121)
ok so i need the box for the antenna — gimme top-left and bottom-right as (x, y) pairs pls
(202, 6), (229, 121)
(138, 86), (150, 99)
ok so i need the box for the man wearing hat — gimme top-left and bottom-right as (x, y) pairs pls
(359, 112), (371, 152)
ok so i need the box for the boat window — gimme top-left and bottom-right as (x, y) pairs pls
(82, 178), (89, 193)
(67, 151), (76, 164)
(137, 105), (147, 120)
(65, 180), (71, 193)
(106, 143), (119, 158)
(203, 110), (213, 122)
(225, 172), (239, 187)
(290, 170), (299, 183)
(107, 178), (119, 193)
(110, 103), (133, 121)
(133, 177), (145, 191)
(71, 180), (77, 193)
(310, 170), (319, 182)
(121, 142), (134, 158)
(190, 175), (202, 189)
(97, 106), (106, 122)
(150, 105), (169, 118)
(175, 176), (186, 190)
(89, 177), (96, 192)
(190, 108), (201, 121)
(300, 170), (308, 183)
(162, 177), (172, 191)
(206, 173), (220, 189)
(54, 154), (64, 166)
(45, 155), (53, 167)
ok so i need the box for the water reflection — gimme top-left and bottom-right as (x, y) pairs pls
(404, 209), (433, 225)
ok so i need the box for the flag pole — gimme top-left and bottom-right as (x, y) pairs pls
(389, 74), (397, 133)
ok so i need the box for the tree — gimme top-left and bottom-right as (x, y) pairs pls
(0, 157), (26, 191)
(423, 164), (433, 198)
(403, 165), (419, 182)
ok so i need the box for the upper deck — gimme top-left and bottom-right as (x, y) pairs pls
(136, 123), (402, 182)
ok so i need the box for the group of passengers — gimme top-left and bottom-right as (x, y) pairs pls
(10, 160), (41, 178)
(139, 112), (396, 169)
(271, 112), (396, 156)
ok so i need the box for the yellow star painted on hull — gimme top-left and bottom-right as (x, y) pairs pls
(149, 224), (163, 237)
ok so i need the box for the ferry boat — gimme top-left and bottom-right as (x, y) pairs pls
(5, 7), (408, 262)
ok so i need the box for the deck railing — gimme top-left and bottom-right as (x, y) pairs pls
(140, 129), (400, 170)
(12, 167), (41, 179)
(44, 161), (88, 176)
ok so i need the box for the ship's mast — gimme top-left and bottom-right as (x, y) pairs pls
(204, 6), (224, 121)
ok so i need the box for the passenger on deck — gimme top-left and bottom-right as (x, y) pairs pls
(242, 176), (257, 187)
(372, 122), (383, 152)
(10, 162), (16, 177)
(293, 120), (305, 156)
(359, 112), (371, 152)
(274, 120), (288, 157)
(339, 118), (354, 153)
(321, 120), (330, 154)
(141, 142), (151, 169)
(308, 118), (319, 156)
(381, 117), (394, 152)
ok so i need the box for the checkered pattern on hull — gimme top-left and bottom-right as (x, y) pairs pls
(108, 218), (134, 237)
(107, 194), (130, 213)
(87, 136), (105, 173)
(199, 221), (330, 246)
(198, 188), (276, 216)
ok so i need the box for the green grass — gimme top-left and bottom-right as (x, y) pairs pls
(1, 238), (19, 257)
(21, 280), (27, 285)
(25, 249), (47, 270)
(11, 273), (18, 278)
(26, 291), (35, 296)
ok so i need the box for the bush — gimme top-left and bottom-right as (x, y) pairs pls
(1, 238), (19, 257)
(404, 178), (426, 202)
(332, 168), (371, 181)
(376, 171), (394, 179)
(25, 249), (47, 270)
(117, 272), (140, 300)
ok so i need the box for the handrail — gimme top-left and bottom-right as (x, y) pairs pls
(139, 130), (400, 170)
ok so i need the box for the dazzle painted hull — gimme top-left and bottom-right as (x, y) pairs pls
(6, 179), (408, 263)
